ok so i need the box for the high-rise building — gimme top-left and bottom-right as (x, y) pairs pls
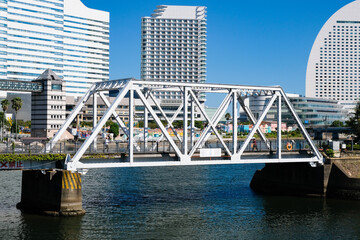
(306, 0), (360, 111)
(0, 0), (109, 96)
(141, 5), (207, 103)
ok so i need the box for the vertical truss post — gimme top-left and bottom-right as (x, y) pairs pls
(183, 87), (189, 155)
(233, 91), (238, 154)
(93, 92), (98, 152)
(144, 94), (148, 152)
(277, 95), (282, 159)
(129, 88), (134, 163)
(190, 95), (195, 149)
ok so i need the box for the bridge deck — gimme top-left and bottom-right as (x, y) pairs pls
(0, 151), (316, 171)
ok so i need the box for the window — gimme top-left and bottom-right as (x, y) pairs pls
(52, 84), (62, 90)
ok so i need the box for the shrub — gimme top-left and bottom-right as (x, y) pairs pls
(325, 149), (334, 157)
(0, 154), (66, 162)
(346, 144), (360, 150)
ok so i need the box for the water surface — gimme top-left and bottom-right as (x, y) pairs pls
(1, 164), (360, 239)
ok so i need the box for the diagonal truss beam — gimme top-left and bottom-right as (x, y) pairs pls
(238, 95), (271, 149)
(45, 84), (97, 153)
(148, 91), (182, 142)
(135, 87), (183, 159)
(151, 101), (184, 151)
(192, 90), (233, 153)
(189, 89), (232, 157)
(66, 81), (132, 171)
(98, 92), (141, 151)
(238, 93), (278, 157)
(279, 89), (322, 160)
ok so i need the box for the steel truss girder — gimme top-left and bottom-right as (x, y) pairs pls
(46, 79), (323, 171)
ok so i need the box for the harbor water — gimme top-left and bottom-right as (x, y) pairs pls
(1, 164), (360, 239)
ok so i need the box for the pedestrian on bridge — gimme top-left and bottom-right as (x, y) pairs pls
(251, 138), (258, 151)
(104, 137), (109, 153)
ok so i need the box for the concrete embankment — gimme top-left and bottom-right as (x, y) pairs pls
(251, 156), (360, 200)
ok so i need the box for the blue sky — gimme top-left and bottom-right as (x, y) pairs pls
(82, 0), (354, 106)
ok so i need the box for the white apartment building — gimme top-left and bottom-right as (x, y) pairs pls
(0, 0), (109, 96)
(141, 5), (207, 103)
(306, 0), (360, 111)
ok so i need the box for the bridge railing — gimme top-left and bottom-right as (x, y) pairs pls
(0, 138), (317, 155)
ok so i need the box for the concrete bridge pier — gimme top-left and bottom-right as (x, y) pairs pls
(16, 170), (85, 216)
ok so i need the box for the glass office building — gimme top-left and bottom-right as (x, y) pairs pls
(0, 0), (109, 96)
(249, 94), (348, 127)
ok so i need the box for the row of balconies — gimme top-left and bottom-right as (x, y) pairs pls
(143, 39), (200, 43)
(142, 68), (202, 72)
(142, 52), (203, 56)
(141, 27), (203, 32)
(142, 60), (202, 64)
(142, 46), (206, 50)
(143, 71), (205, 76)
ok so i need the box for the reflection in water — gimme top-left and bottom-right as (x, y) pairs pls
(20, 214), (83, 240)
(1, 165), (360, 239)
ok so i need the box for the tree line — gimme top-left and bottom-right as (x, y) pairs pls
(1, 97), (23, 137)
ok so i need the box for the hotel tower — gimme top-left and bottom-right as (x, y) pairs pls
(306, 0), (360, 111)
(141, 5), (207, 103)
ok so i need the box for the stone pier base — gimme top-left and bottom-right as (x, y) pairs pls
(250, 161), (360, 200)
(16, 170), (85, 216)
(250, 163), (327, 197)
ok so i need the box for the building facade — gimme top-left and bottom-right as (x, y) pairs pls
(249, 94), (348, 127)
(141, 5), (207, 102)
(0, 0), (109, 96)
(306, 0), (360, 111)
(31, 69), (66, 137)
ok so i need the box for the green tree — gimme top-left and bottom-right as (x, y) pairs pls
(195, 121), (204, 129)
(1, 99), (9, 113)
(148, 121), (158, 129)
(11, 97), (22, 138)
(331, 120), (344, 127)
(173, 120), (183, 129)
(347, 102), (360, 142)
(108, 122), (119, 137)
(1, 99), (9, 140)
(137, 121), (144, 128)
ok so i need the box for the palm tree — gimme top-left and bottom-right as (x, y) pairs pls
(11, 97), (22, 139)
(1, 99), (9, 140)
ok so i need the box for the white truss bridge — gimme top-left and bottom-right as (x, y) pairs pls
(46, 79), (323, 172)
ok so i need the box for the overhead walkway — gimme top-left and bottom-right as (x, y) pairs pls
(0, 79), (42, 92)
